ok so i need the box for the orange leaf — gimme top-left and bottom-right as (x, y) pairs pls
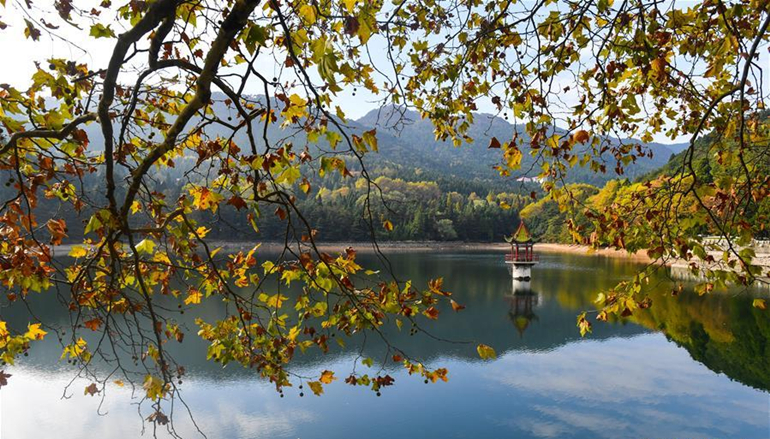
(84, 383), (99, 396)
(450, 300), (465, 312)
(572, 130), (590, 144)
(651, 57), (667, 75)
(47, 219), (68, 245)
(227, 196), (247, 210)
(83, 318), (102, 331)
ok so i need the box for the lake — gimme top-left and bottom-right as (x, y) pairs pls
(2, 251), (769, 438)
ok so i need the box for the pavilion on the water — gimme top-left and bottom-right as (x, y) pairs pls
(504, 221), (538, 280)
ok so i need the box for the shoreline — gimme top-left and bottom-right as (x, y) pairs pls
(53, 240), (642, 258)
(210, 241), (657, 262)
(215, 241), (770, 271)
(49, 240), (770, 269)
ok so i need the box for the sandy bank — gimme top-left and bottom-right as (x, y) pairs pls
(534, 243), (655, 263)
(211, 241), (510, 253)
(214, 241), (654, 262)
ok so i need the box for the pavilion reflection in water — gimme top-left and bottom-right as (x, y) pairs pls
(505, 278), (542, 337)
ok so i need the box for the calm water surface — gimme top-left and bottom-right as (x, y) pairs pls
(2, 251), (769, 438)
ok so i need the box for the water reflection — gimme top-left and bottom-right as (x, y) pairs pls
(632, 286), (770, 392)
(2, 251), (768, 439)
(506, 279), (540, 337)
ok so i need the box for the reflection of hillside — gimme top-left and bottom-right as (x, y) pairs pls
(6, 252), (649, 381)
(669, 264), (770, 290)
(12, 252), (765, 390)
(632, 290), (770, 392)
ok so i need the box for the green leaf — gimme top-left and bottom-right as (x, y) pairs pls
(363, 129), (378, 152)
(84, 214), (102, 235)
(476, 344), (496, 360)
(577, 312), (592, 337)
(275, 165), (301, 185)
(136, 239), (156, 255)
(89, 24), (116, 39)
(299, 4), (317, 24)
(307, 381), (323, 396)
(244, 24), (268, 53)
(142, 374), (166, 401)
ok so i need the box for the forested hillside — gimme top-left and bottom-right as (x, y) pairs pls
(1, 93), (692, 244)
(521, 124), (770, 244)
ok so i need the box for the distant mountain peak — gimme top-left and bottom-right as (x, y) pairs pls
(357, 105), (420, 131)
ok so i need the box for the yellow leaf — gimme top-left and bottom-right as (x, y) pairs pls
(114, 380), (125, 387)
(307, 380), (324, 396)
(651, 57), (665, 72)
(753, 298), (767, 310)
(357, 12), (375, 43)
(135, 239), (155, 255)
(319, 370), (336, 384)
(577, 312), (592, 337)
(25, 323), (47, 341)
(69, 246), (88, 258)
(299, 4), (317, 24)
(184, 291), (202, 305)
(61, 337), (88, 360)
(363, 129), (378, 152)
(335, 105), (347, 122)
(383, 220), (394, 232)
(504, 144), (522, 169)
(476, 344), (496, 360)
(288, 326), (301, 341)
(261, 293), (288, 308)
(143, 374), (166, 401)
(190, 186), (224, 212)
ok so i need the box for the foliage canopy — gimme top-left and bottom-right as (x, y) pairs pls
(0, 0), (768, 430)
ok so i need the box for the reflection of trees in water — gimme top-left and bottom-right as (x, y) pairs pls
(668, 265), (770, 291)
(10, 253), (648, 380)
(511, 258), (770, 393)
(9, 252), (765, 393)
(633, 290), (770, 392)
